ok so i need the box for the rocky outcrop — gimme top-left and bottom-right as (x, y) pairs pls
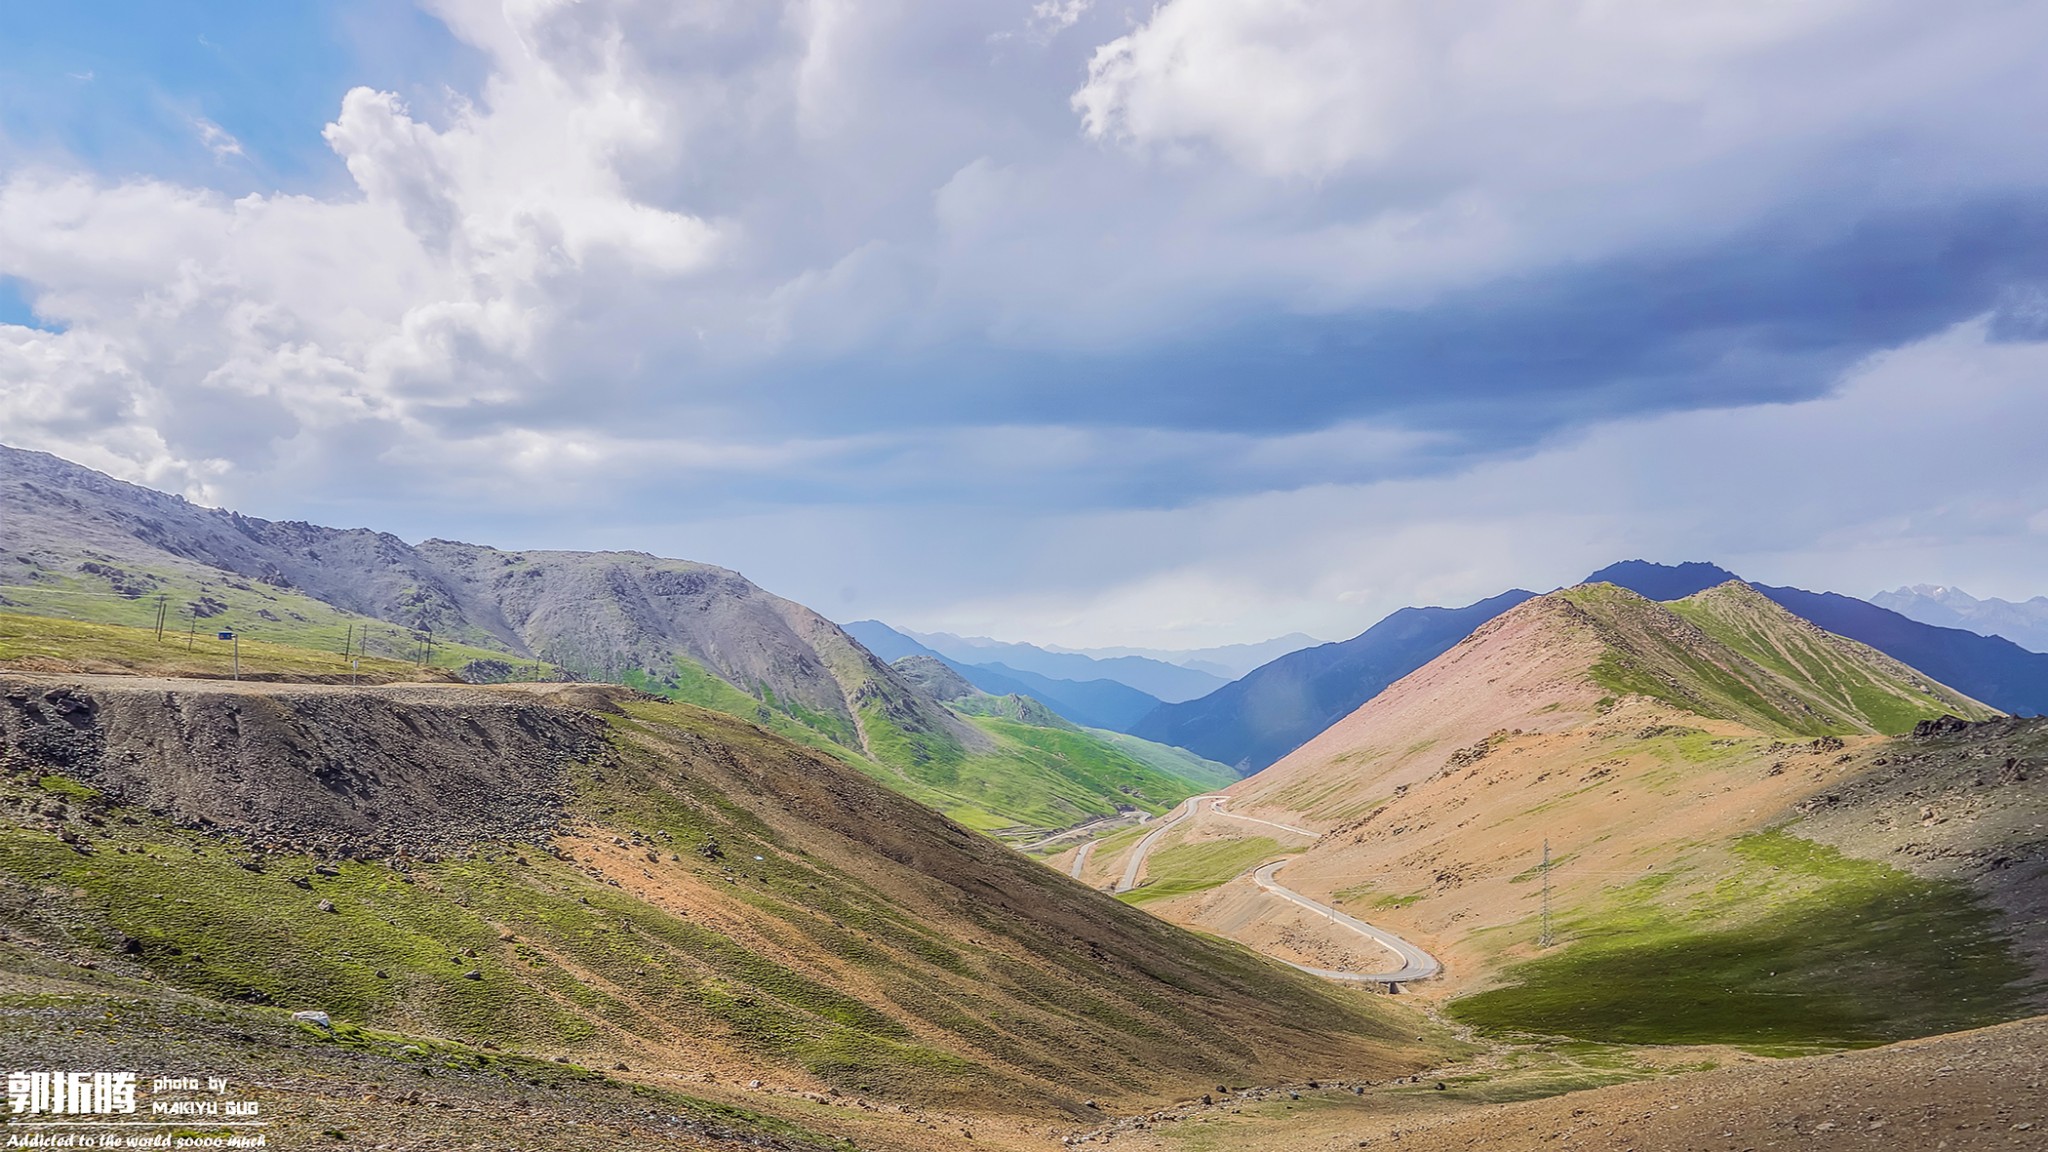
(0, 675), (607, 857)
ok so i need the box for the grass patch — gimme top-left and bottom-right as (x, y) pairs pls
(1447, 832), (2034, 1050)
(1082, 728), (1239, 791)
(0, 612), (440, 682)
(625, 657), (867, 762)
(1121, 836), (1285, 905)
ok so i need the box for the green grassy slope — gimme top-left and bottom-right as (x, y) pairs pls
(1083, 728), (1240, 791)
(1566, 582), (1992, 737)
(1667, 582), (1992, 734)
(0, 563), (524, 672)
(1448, 832), (2033, 1052)
(624, 655), (1216, 835)
(1120, 836), (1289, 906)
(0, 687), (1436, 1116)
(0, 612), (457, 683)
(849, 707), (1207, 834)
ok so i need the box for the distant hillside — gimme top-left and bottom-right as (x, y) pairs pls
(1588, 560), (2048, 716)
(888, 653), (983, 703)
(1576, 581), (1990, 736)
(840, 619), (939, 663)
(0, 445), (1193, 834)
(1229, 584), (1991, 826)
(1871, 584), (2048, 653)
(964, 662), (1163, 731)
(902, 628), (1229, 701)
(1130, 589), (1537, 772)
(888, 655), (1240, 793)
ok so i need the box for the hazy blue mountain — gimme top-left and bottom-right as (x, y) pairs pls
(963, 662), (1164, 732)
(902, 629), (1228, 702)
(1130, 589), (1538, 772)
(1588, 561), (2048, 717)
(843, 620), (1166, 731)
(1870, 584), (2048, 653)
(842, 619), (943, 664)
(1581, 560), (1742, 601)
(1050, 634), (1326, 679)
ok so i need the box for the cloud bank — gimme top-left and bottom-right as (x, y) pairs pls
(2, 0), (2045, 643)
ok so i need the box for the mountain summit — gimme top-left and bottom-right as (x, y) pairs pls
(1592, 560), (2048, 716)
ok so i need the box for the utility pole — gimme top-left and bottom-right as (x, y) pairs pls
(343, 623), (353, 661)
(155, 594), (168, 641)
(1540, 838), (1553, 949)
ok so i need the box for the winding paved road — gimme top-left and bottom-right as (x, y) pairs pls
(1104, 794), (1442, 985)
(1114, 794), (1227, 893)
(1068, 838), (1098, 879)
(1251, 859), (1441, 983)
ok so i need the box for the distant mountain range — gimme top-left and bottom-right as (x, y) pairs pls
(1128, 590), (1537, 772)
(1871, 584), (2048, 653)
(1044, 634), (1326, 680)
(894, 628), (1231, 702)
(1130, 560), (2048, 773)
(843, 620), (1165, 731)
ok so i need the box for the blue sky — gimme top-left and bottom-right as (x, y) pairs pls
(0, 2), (477, 192)
(4, 1), (2048, 647)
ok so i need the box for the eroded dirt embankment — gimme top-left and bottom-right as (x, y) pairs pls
(0, 674), (610, 856)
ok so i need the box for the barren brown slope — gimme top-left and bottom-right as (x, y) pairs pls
(1226, 581), (1992, 832)
(1124, 584), (2034, 1050)
(0, 672), (1439, 1147)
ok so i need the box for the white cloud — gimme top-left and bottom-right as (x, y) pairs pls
(1069, 0), (2048, 309)
(1029, 0), (1092, 39)
(193, 118), (244, 161)
(0, 1), (2044, 646)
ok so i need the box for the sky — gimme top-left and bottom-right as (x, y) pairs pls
(4, 0), (2048, 649)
